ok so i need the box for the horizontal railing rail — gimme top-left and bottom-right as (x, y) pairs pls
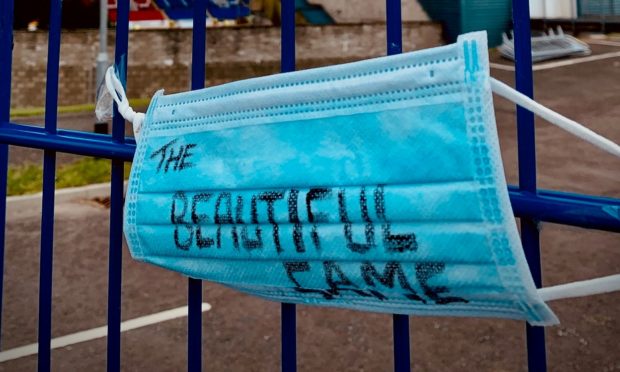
(1, 122), (618, 234)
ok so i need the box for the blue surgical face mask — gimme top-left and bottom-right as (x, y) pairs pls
(105, 31), (620, 326)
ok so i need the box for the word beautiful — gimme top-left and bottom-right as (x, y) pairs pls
(169, 186), (468, 306)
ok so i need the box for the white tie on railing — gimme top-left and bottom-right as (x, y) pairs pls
(104, 66), (146, 140)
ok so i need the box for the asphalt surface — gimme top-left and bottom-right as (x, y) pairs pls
(1, 40), (619, 371)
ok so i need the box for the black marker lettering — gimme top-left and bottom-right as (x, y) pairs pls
(272, 224), (281, 253)
(171, 191), (188, 224)
(241, 194), (263, 251)
(235, 196), (244, 224)
(361, 261), (425, 302)
(310, 226), (321, 251)
(251, 195), (258, 224)
(151, 140), (197, 173)
(306, 188), (332, 223)
(359, 187), (371, 222)
(177, 144), (196, 170)
(214, 192), (233, 224)
(259, 191), (284, 253)
(174, 224), (194, 250)
(283, 261), (332, 298)
(337, 188), (350, 223)
(306, 188), (331, 250)
(191, 193), (212, 224)
(374, 185), (386, 221)
(382, 224), (417, 253)
(241, 226), (263, 251)
(344, 222), (375, 254)
(231, 226), (240, 250)
(283, 261), (309, 288)
(293, 223), (305, 253)
(289, 190), (305, 255)
(367, 289), (387, 300)
(164, 146), (183, 173)
(195, 226), (214, 249)
(150, 139), (178, 172)
(259, 191), (284, 223)
(288, 189), (300, 223)
(323, 261), (371, 298)
(415, 262), (468, 305)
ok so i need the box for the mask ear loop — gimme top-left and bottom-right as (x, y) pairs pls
(104, 66), (146, 141)
(538, 274), (620, 301)
(490, 77), (620, 302)
(490, 77), (620, 158)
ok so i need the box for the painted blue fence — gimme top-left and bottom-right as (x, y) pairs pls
(0, 0), (619, 371)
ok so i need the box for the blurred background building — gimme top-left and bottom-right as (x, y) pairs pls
(8, 0), (620, 109)
(13, 1), (620, 42)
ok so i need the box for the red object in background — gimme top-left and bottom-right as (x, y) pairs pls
(108, 0), (166, 22)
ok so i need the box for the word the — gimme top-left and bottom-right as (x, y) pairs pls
(150, 139), (196, 173)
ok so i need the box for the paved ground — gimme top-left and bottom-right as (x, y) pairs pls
(1, 40), (619, 371)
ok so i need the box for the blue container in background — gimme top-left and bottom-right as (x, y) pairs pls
(418, 0), (512, 47)
(579, 0), (620, 18)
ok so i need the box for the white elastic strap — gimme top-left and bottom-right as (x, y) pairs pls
(490, 77), (620, 158)
(490, 79), (620, 301)
(104, 66), (145, 140)
(538, 274), (620, 302)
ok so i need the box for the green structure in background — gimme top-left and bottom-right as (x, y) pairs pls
(295, 0), (334, 24)
(418, 0), (512, 47)
(260, 0), (333, 25)
(578, 0), (620, 18)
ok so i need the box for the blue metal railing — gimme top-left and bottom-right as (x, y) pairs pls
(188, 1), (208, 371)
(384, 1), (412, 371)
(0, 0), (11, 352)
(511, 2), (547, 370)
(280, 1), (298, 371)
(0, 0), (619, 371)
(107, 1), (130, 370)
(37, 0), (62, 368)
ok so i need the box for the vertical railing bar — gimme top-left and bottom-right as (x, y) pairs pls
(386, 0), (403, 56)
(511, 2), (548, 372)
(281, 302), (296, 372)
(37, 0), (62, 370)
(188, 1), (207, 371)
(392, 313), (410, 372)
(107, 0), (130, 370)
(385, 1), (410, 371)
(187, 278), (203, 372)
(0, 0), (15, 351)
(281, 0), (296, 73)
(280, 1), (297, 371)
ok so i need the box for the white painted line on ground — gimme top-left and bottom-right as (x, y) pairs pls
(489, 62), (515, 71)
(490, 51), (620, 72)
(532, 51), (620, 71)
(585, 39), (620, 47)
(6, 181), (128, 211)
(0, 302), (212, 363)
